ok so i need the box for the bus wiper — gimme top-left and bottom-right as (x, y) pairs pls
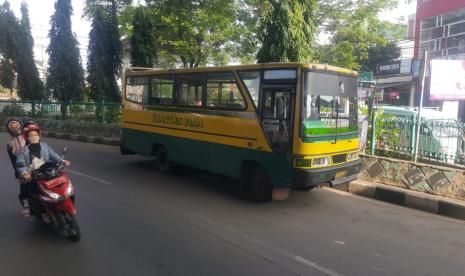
(334, 98), (339, 143)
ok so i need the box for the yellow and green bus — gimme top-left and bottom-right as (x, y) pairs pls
(120, 63), (363, 201)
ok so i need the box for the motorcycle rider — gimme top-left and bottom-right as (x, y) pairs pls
(5, 118), (30, 217)
(16, 123), (71, 220)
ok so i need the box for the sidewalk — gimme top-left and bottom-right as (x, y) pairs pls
(1, 126), (120, 146)
(349, 179), (465, 221)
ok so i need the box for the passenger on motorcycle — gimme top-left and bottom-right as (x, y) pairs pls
(5, 118), (29, 216)
(16, 123), (71, 219)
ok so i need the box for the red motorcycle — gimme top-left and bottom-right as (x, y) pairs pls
(28, 148), (81, 242)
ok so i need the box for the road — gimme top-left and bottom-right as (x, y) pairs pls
(1, 132), (465, 276)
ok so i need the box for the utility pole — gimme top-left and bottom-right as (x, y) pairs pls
(414, 51), (428, 163)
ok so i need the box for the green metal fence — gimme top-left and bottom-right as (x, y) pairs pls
(0, 100), (122, 124)
(369, 111), (465, 166)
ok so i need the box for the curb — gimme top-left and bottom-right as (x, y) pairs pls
(1, 127), (120, 147)
(349, 180), (465, 221)
(42, 130), (120, 146)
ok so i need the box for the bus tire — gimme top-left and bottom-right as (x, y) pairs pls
(238, 162), (253, 198)
(296, 185), (316, 191)
(120, 145), (134, 155)
(249, 165), (272, 203)
(154, 145), (172, 173)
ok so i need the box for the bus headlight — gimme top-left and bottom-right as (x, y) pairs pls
(312, 156), (329, 167)
(347, 151), (359, 161)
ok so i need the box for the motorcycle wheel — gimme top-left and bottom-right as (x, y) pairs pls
(63, 213), (81, 242)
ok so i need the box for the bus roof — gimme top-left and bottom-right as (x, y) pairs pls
(124, 62), (357, 77)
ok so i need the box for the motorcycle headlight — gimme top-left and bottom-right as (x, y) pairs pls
(44, 189), (61, 200)
(66, 182), (74, 196)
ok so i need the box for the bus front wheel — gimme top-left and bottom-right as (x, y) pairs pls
(249, 165), (272, 203)
(154, 145), (172, 173)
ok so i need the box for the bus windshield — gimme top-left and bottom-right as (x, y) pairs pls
(302, 72), (358, 138)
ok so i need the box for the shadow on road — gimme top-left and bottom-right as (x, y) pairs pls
(124, 159), (250, 202)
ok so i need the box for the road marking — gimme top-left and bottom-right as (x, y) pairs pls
(294, 256), (342, 276)
(190, 213), (343, 276)
(66, 169), (112, 185)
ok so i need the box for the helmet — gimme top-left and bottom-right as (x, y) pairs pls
(6, 117), (23, 136)
(22, 119), (37, 130)
(22, 123), (41, 137)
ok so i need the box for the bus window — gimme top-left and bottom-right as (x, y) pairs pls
(264, 70), (296, 80)
(176, 74), (204, 107)
(238, 71), (260, 108)
(151, 75), (174, 105)
(126, 77), (149, 104)
(302, 72), (358, 138)
(206, 72), (245, 109)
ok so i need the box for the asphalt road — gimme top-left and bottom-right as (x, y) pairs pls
(1, 132), (465, 276)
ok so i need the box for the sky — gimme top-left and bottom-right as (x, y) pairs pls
(380, 0), (417, 23)
(6, 0), (418, 68)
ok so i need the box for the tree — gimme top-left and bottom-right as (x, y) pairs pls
(84, 0), (132, 18)
(360, 42), (401, 72)
(0, 57), (14, 90)
(315, 0), (397, 33)
(46, 0), (85, 102)
(85, 0), (122, 102)
(16, 2), (43, 100)
(145, 0), (243, 68)
(130, 6), (156, 67)
(0, 1), (17, 91)
(256, 0), (317, 63)
(315, 0), (404, 70)
(234, 0), (269, 64)
(87, 7), (121, 102)
(0, 1), (43, 99)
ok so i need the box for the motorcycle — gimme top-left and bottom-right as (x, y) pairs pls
(28, 147), (81, 242)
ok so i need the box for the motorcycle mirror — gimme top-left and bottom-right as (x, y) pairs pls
(62, 147), (68, 155)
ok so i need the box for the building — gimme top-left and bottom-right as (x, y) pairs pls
(414, 0), (465, 60)
(413, 0), (465, 120)
(368, 11), (417, 107)
(373, 58), (419, 107)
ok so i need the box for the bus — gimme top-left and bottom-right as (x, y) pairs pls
(120, 63), (363, 202)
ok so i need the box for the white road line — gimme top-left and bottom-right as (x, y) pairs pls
(66, 169), (112, 185)
(191, 213), (343, 276)
(294, 256), (343, 276)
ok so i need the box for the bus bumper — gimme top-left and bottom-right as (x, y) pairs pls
(293, 159), (364, 189)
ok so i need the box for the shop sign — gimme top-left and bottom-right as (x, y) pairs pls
(375, 59), (412, 76)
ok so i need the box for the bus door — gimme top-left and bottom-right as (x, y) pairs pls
(260, 85), (294, 152)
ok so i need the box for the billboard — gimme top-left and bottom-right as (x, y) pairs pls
(375, 59), (412, 76)
(430, 60), (465, 100)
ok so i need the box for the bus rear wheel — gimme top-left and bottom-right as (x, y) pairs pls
(296, 185), (316, 191)
(154, 145), (172, 173)
(249, 165), (272, 202)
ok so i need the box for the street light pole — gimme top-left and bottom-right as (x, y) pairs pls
(414, 51), (428, 163)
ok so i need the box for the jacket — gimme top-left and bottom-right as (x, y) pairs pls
(16, 142), (62, 175)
